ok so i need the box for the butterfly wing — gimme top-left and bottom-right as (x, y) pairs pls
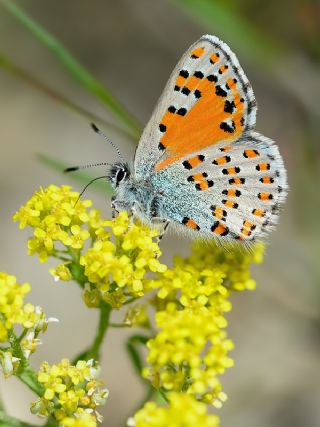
(150, 132), (287, 242)
(134, 34), (256, 178)
(134, 34), (287, 242)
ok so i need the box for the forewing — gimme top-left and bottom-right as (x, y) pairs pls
(134, 34), (256, 178)
(151, 132), (287, 242)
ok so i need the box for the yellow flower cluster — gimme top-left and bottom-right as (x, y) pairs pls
(13, 185), (93, 263)
(144, 243), (264, 406)
(31, 358), (108, 425)
(61, 412), (98, 427)
(124, 304), (150, 328)
(0, 272), (52, 363)
(14, 186), (167, 308)
(133, 392), (219, 427)
(81, 212), (166, 308)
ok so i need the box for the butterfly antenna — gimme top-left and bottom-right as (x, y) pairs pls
(64, 162), (110, 173)
(73, 175), (108, 207)
(91, 123), (125, 163)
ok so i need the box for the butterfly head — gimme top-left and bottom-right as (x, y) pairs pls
(108, 162), (130, 188)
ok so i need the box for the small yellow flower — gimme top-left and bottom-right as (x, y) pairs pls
(32, 358), (108, 423)
(133, 392), (219, 427)
(124, 304), (150, 328)
(49, 263), (72, 282)
(0, 350), (20, 378)
(61, 412), (97, 427)
(144, 242), (264, 405)
(14, 186), (167, 308)
(13, 185), (93, 262)
(0, 272), (51, 348)
(81, 211), (167, 308)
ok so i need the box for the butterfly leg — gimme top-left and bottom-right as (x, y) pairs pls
(154, 219), (170, 245)
(128, 203), (140, 227)
(111, 196), (119, 219)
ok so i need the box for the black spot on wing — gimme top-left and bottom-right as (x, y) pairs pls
(220, 121), (235, 133)
(224, 100), (236, 113)
(215, 85), (228, 97)
(177, 108), (187, 116)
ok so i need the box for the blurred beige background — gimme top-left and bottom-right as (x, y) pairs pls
(0, 1), (319, 426)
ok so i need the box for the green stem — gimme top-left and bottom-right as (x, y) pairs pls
(43, 416), (59, 427)
(1, 0), (142, 139)
(72, 302), (112, 363)
(158, 388), (169, 403)
(8, 331), (44, 396)
(68, 248), (87, 288)
(109, 322), (130, 328)
(0, 410), (36, 427)
(123, 296), (138, 305)
(88, 302), (112, 360)
(0, 395), (4, 412)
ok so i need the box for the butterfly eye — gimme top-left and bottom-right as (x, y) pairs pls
(115, 168), (126, 184)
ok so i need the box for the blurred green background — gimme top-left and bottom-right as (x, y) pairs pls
(0, 1), (319, 426)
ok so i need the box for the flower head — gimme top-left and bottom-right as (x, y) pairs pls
(144, 243), (264, 405)
(81, 211), (166, 308)
(14, 186), (167, 308)
(0, 272), (52, 352)
(61, 412), (98, 427)
(13, 185), (92, 262)
(132, 392), (219, 427)
(31, 358), (108, 424)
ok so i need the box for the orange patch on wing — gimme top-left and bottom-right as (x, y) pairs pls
(260, 177), (272, 184)
(191, 173), (204, 181)
(259, 192), (273, 201)
(252, 209), (265, 217)
(219, 65), (228, 73)
(225, 189), (239, 197)
(191, 47), (205, 58)
(212, 206), (225, 220)
(211, 222), (229, 236)
(224, 167), (240, 175)
(244, 149), (259, 158)
(257, 163), (270, 171)
(213, 155), (230, 165)
(227, 77), (244, 133)
(243, 220), (255, 229)
(210, 53), (220, 63)
(158, 110), (183, 149)
(198, 181), (209, 191)
(184, 155), (204, 169)
(184, 218), (199, 230)
(220, 146), (233, 152)
(184, 76), (200, 91)
(241, 228), (251, 237)
(229, 177), (244, 185)
(155, 76), (244, 171)
(223, 200), (238, 208)
(175, 75), (186, 87)
(188, 172), (213, 191)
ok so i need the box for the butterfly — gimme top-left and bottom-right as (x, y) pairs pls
(71, 35), (288, 245)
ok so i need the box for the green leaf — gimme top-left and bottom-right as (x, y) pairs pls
(0, 51), (136, 143)
(126, 334), (150, 376)
(38, 154), (113, 195)
(0, 411), (37, 427)
(1, 0), (142, 139)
